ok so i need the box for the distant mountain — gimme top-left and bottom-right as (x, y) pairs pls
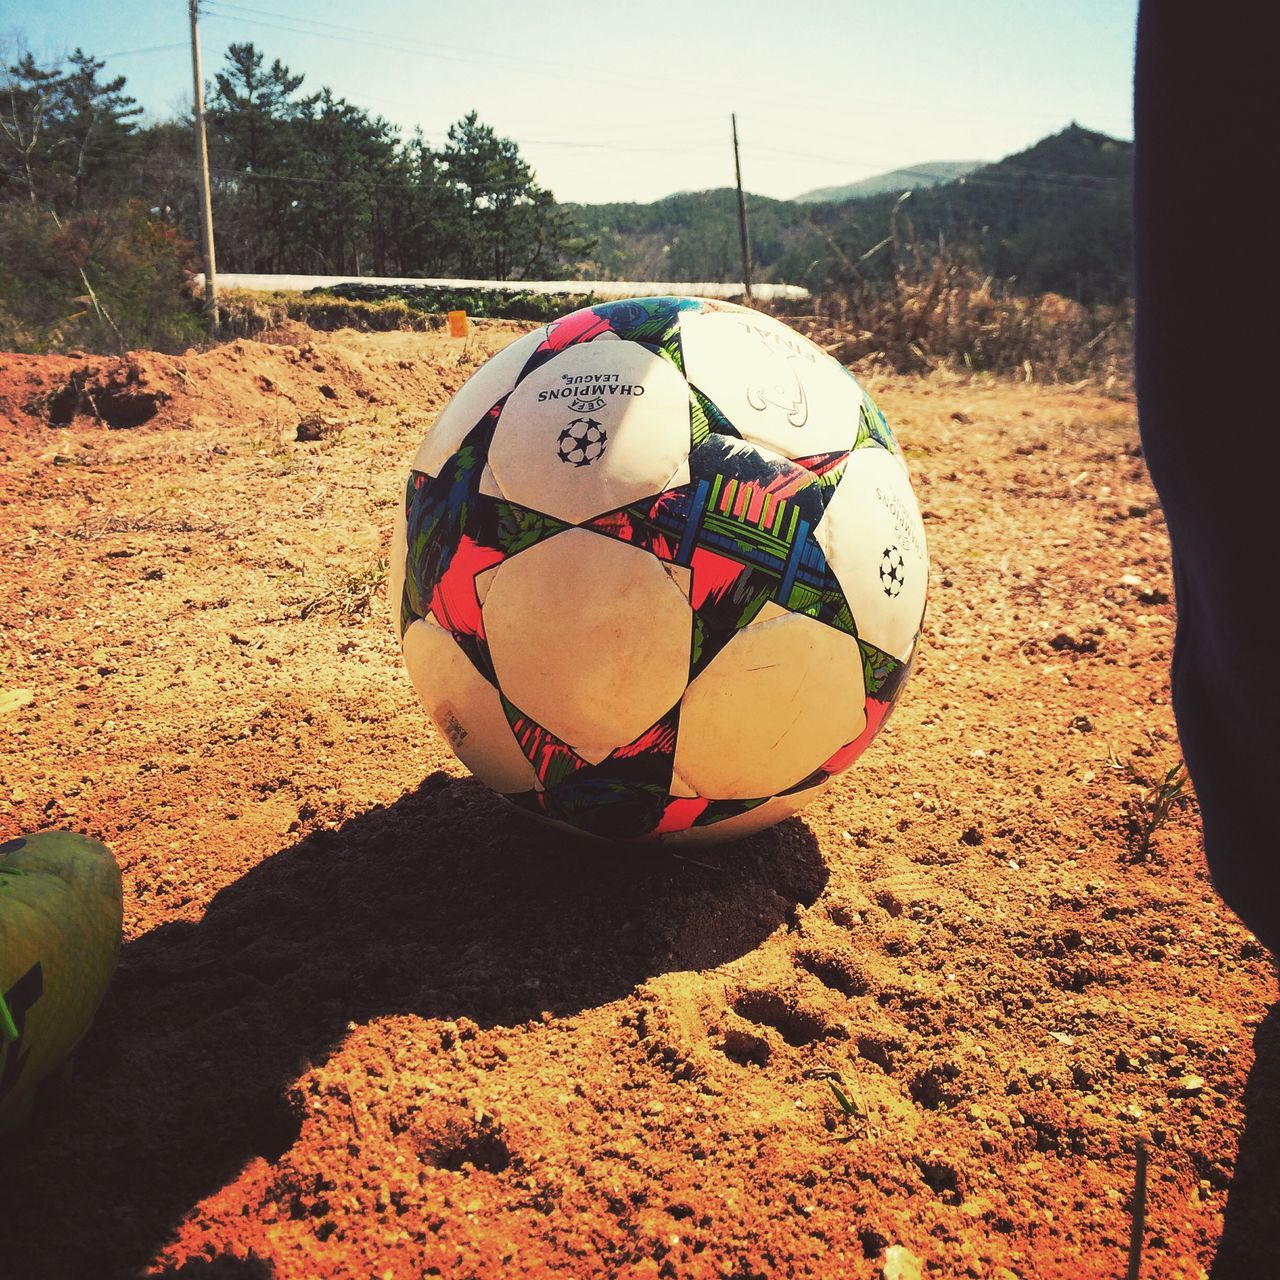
(564, 125), (1133, 304)
(793, 160), (984, 204)
(564, 188), (800, 283)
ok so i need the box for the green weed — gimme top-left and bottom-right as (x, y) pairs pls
(1105, 743), (1191, 860)
(805, 1067), (866, 1133)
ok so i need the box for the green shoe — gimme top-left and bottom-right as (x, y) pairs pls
(1, 831), (123, 1134)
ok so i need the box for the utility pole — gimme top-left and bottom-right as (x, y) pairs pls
(732, 113), (753, 303)
(188, 0), (218, 337)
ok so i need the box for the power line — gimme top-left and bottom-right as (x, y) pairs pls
(81, 3), (1132, 208)
(197, 0), (1092, 127)
(135, 157), (566, 198)
(198, 0), (778, 136)
(130, 153), (1128, 212)
(181, 33), (1123, 194)
(101, 43), (190, 59)
(199, 2), (681, 96)
(203, 0), (623, 79)
(145, 133), (1126, 204)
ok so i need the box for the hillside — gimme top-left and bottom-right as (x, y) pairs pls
(793, 159), (984, 204)
(564, 188), (801, 282)
(567, 125), (1133, 303)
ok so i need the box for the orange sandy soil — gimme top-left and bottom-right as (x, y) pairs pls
(0, 322), (1276, 1280)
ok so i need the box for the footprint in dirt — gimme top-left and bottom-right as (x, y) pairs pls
(633, 859), (976, 1138)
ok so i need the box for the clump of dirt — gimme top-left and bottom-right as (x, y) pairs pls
(0, 323), (1275, 1280)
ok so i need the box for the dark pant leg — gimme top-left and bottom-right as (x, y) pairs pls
(1134, 3), (1278, 953)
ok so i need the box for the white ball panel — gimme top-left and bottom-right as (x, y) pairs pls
(474, 564), (500, 607)
(484, 530), (692, 763)
(752, 600), (790, 626)
(679, 308), (862, 458)
(668, 767), (698, 799)
(662, 782), (830, 845)
(488, 341), (691, 524)
(673, 614), (867, 799)
(410, 327), (547, 478)
(401, 618), (538, 793)
(816, 447), (928, 661)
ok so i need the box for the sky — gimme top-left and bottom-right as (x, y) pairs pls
(1, 0), (1139, 205)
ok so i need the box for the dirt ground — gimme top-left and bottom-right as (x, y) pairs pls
(1, 319), (1276, 1280)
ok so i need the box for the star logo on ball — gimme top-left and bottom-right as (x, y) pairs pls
(879, 546), (905, 597)
(557, 417), (608, 468)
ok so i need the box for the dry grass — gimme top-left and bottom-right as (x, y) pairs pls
(765, 253), (1132, 390)
(215, 289), (445, 341)
(216, 264), (1134, 389)
(299, 557), (389, 622)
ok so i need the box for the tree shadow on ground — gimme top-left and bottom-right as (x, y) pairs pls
(0, 773), (826, 1279)
(1213, 995), (1280, 1277)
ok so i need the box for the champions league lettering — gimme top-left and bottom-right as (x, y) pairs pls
(538, 372), (646, 414)
(876, 486), (925, 560)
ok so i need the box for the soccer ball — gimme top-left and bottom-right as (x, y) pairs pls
(390, 297), (927, 843)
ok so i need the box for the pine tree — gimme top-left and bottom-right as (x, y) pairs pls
(0, 52), (62, 204)
(52, 49), (141, 207)
(1, 48), (139, 209)
(209, 42), (316, 271)
(440, 111), (578, 280)
(290, 89), (400, 274)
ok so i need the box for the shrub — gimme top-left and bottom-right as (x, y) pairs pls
(0, 200), (203, 353)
